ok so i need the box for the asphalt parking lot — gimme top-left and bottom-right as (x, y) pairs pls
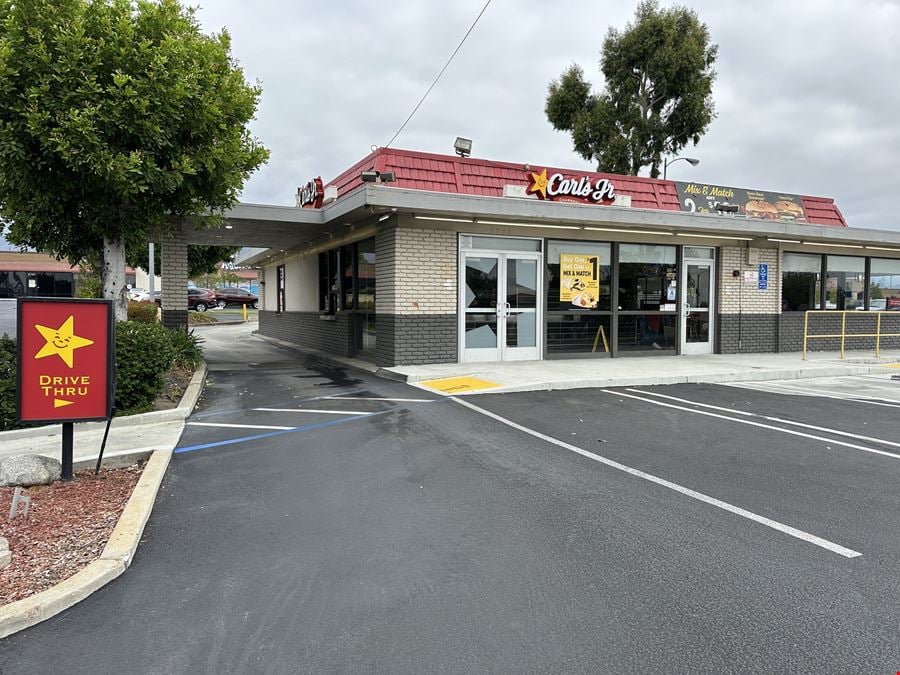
(3, 329), (899, 672)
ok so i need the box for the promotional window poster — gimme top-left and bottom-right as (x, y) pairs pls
(560, 254), (600, 309)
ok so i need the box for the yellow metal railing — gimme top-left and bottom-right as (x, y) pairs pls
(802, 310), (900, 360)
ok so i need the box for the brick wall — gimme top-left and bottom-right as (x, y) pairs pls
(717, 314), (779, 353)
(376, 226), (457, 315)
(161, 227), (188, 329)
(716, 247), (780, 353)
(377, 315), (457, 366)
(780, 311), (900, 352)
(258, 310), (354, 357)
(718, 246), (780, 316)
(376, 226), (458, 366)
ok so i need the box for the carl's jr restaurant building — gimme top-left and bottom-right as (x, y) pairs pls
(238, 146), (900, 368)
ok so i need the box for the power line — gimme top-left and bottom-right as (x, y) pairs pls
(384, 0), (493, 149)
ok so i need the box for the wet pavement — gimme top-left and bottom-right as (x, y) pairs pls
(3, 324), (899, 673)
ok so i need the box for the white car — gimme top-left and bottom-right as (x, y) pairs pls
(128, 288), (152, 301)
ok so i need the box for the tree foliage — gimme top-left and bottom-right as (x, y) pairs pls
(0, 0), (268, 302)
(125, 242), (240, 279)
(546, 0), (717, 178)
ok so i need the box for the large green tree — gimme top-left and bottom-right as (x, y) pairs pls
(546, 1), (717, 178)
(0, 0), (268, 319)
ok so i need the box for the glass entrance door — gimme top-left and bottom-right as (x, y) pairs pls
(680, 254), (715, 355)
(461, 252), (540, 362)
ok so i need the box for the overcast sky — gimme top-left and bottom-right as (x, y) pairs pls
(189, 0), (899, 232)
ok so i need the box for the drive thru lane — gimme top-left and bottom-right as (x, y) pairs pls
(2, 327), (899, 672)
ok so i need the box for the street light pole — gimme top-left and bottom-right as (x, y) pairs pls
(662, 156), (700, 180)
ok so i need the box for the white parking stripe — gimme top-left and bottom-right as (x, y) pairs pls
(604, 390), (900, 460)
(252, 408), (373, 415)
(452, 397), (861, 559)
(187, 422), (295, 431)
(320, 396), (434, 402)
(726, 381), (900, 408)
(628, 389), (900, 450)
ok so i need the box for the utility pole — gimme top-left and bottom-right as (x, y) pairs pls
(148, 242), (155, 297)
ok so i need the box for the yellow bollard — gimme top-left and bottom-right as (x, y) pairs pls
(242, 303), (247, 322)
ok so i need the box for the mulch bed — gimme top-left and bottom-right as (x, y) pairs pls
(0, 465), (143, 606)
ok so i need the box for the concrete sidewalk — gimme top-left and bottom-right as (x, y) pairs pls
(0, 365), (206, 467)
(385, 350), (900, 395)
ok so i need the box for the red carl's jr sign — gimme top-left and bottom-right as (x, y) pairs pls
(17, 299), (114, 424)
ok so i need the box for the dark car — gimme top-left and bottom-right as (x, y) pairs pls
(214, 287), (258, 309)
(154, 287), (217, 312)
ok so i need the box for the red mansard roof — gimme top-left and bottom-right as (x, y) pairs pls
(327, 147), (848, 227)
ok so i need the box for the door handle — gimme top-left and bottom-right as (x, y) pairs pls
(504, 302), (511, 317)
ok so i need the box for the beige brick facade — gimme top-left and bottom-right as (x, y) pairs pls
(376, 226), (457, 316)
(718, 246), (781, 316)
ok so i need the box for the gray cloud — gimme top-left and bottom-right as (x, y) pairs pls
(195, 0), (900, 232)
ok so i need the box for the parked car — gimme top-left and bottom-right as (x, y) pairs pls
(127, 287), (147, 301)
(154, 287), (217, 312)
(214, 287), (258, 309)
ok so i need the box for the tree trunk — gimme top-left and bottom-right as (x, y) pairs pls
(102, 235), (128, 321)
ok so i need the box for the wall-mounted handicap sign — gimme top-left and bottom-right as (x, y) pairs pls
(758, 263), (768, 290)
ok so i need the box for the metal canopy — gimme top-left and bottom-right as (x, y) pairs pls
(192, 185), (900, 266)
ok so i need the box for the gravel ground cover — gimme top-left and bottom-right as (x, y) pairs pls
(0, 465), (143, 605)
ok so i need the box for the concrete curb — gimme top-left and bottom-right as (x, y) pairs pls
(411, 363), (897, 397)
(0, 362), (207, 638)
(0, 363), (208, 442)
(0, 446), (173, 639)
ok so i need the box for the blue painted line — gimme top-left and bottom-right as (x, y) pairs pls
(174, 398), (447, 455)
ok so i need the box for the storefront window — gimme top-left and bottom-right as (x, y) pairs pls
(617, 244), (677, 354)
(546, 241), (611, 312)
(356, 239), (376, 355)
(782, 253), (822, 311)
(826, 255), (865, 310)
(341, 245), (355, 311)
(617, 244), (677, 312)
(0, 271), (74, 298)
(276, 265), (285, 312)
(868, 258), (900, 311)
(546, 240), (612, 357)
(617, 315), (677, 352)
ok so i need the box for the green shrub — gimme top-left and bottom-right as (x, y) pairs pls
(114, 321), (176, 412)
(0, 336), (16, 431)
(128, 300), (159, 324)
(167, 327), (204, 369)
(75, 272), (102, 298)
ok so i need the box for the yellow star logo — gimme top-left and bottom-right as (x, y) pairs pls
(527, 168), (549, 199)
(34, 316), (94, 368)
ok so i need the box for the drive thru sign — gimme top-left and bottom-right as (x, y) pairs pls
(17, 299), (114, 423)
(17, 299), (115, 478)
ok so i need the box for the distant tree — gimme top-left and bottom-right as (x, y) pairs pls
(0, 0), (268, 319)
(546, 0), (717, 178)
(870, 283), (884, 300)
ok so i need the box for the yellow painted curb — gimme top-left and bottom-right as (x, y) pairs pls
(419, 375), (501, 394)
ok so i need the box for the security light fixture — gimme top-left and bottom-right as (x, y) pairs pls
(768, 238), (800, 243)
(714, 202), (740, 214)
(865, 245), (900, 252)
(360, 170), (396, 183)
(454, 137), (473, 157)
(378, 214), (391, 222)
